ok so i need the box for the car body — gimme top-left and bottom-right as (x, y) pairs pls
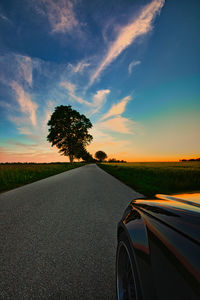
(116, 193), (200, 300)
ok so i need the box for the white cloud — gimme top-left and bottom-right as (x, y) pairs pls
(40, 0), (78, 33)
(88, 124), (134, 158)
(97, 95), (134, 134)
(90, 0), (165, 84)
(17, 127), (33, 136)
(60, 81), (76, 94)
(128, 60), (141, 74)
(42, 100), (55, 131)
(0, 53), (34, 88)
(91, 89), (110, 114)
(10, 81), (38, 127)
(60, 81), (110, 112)
(8, 115), (29, 126)
(69, 61), (90, 73)
(60, 81), (90, 105)
(99, 116), (135, 134)
(16, 55), (32, 86)
(101, 95), (131, 120)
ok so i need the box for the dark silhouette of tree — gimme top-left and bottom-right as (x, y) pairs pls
(179, 158), (200, 162)
(108, 158), (127, 163)
(95, 150), (107, 162)
(82, 151), (94, 162)
(108, 158), (117, 163)
(47, 105), (93, 162)
(75, 144), (94, 162)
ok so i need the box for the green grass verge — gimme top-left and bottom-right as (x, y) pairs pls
(0, 162), (86, 193)
(99, 162), (200, 197)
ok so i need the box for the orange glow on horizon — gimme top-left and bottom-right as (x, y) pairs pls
(0, 151), (199, 163)
(0, 142), (199, 164)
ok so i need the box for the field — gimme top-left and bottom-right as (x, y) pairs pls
(0, 163), (86, 193)
(99, 162), (200, 197)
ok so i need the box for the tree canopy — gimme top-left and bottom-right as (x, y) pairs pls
(75, 144), (94, 162)
(95, 150), (107, 162)
(47, 105), (93, 162)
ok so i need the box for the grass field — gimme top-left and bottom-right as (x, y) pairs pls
(99, 162), (200, 197)
(0, 162), (86, 193)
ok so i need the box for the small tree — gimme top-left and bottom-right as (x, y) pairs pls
(95, 150), (107, 162)
(47, 105), (93, 162)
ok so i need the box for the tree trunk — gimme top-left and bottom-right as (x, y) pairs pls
(69, 155), (74, 163)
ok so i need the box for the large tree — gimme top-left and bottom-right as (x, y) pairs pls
(47, 105), (93, 162)
(95, 150), (107, 162)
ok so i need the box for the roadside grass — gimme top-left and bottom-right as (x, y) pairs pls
(0, 162), (86, 193)
(99, 162), (200, 197)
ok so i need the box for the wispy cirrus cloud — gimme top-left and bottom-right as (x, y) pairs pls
(68, 61), (90, 74)
(0, 144), (70, 163)
(37, 0), (79, 33)
(10, 81), (38, 127)
(90, 0), (165, 85)
(16, 55), (32, 86)
(42, 100), (56, 131)
(17, 127), (33, 136)
(60, 81), (90, 105)
(60, 81), (110, 113)
(61, 80), (133, 133)
(99, 116), (135, 134)
(97, 95), (134, 134)
(101, 95), (131, 120)
(91, 89), (110, 114)
(128, 60), (141, 74)
(60, 81), (76, 95)
(0, 53), (35, 92)
(0, 53), (33, 87)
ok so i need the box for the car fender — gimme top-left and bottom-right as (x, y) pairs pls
(118, 204), (157, 300)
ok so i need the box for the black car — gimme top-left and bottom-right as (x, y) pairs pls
(116, 193), (200, 300)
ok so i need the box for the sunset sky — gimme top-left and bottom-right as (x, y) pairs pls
(0, 0), (199, 162)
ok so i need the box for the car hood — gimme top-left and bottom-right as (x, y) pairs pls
(131, 193), (200, 245)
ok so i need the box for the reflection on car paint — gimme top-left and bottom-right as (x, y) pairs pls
(117, 193), (200, 300)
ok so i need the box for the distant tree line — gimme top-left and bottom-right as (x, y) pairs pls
(179, 158), (200, 162)
(94, 152), (127, 163)
(107, 158), (127, 163)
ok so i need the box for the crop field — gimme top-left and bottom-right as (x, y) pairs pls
(0, 162), (86, 193)
(99, 162), (200, 197)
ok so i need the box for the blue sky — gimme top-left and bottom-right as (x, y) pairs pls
(0, 0), (199, 162)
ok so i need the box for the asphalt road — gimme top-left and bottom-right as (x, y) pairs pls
(0, 164), (143, 300)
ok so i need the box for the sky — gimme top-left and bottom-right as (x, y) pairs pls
(0, 0), (199, 162)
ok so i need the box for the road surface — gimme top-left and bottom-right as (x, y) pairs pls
(0, 164), (143, 299)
